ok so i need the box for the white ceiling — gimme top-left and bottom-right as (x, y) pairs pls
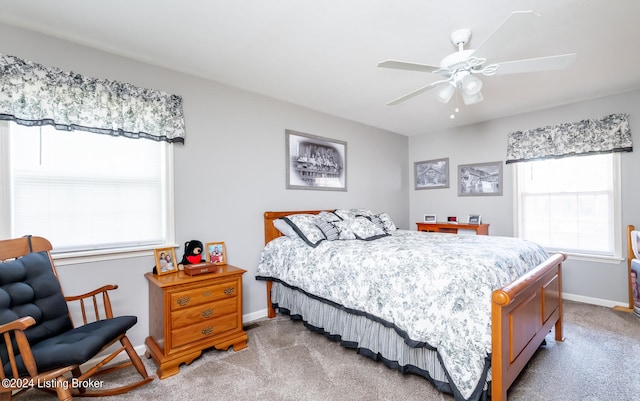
(1, 0), (639, 136)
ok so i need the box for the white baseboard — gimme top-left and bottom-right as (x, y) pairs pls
(244, 308), (269, 323)
(562, 292), (626, 309)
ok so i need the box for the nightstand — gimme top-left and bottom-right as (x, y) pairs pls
(144, 264), (248, 379)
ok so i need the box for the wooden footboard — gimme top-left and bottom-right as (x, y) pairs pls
(491, 252), (566, 401)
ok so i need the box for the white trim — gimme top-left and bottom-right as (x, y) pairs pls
(562, 292), (625, 309)
(0, 122), (10, 239)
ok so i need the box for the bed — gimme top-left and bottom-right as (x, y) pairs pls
(256, 209), (566, 401)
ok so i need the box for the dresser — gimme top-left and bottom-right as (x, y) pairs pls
(416, 222), (489, 235)
(144, 264), (248, 379)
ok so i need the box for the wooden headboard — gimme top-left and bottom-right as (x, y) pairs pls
(263, 210), (332, 245)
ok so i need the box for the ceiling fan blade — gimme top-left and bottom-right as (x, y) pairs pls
(472, 10), (540, 60)
(489, 53), (577, 75)
(378, 59), (440, 73)
(386, 79), (450, 105)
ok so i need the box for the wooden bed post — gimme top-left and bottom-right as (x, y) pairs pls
(614, 225), (635, 312)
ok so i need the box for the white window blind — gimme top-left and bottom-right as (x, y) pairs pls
(5, 122), (172, 253)
(515, 153), (620, 258)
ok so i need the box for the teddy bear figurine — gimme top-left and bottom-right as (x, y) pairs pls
(179, 240), (204, 268)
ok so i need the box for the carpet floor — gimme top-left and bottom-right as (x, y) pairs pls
(23, 300), (640, 401)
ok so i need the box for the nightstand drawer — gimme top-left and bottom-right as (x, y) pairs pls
(171, 313), (238, 348)
(170, 280), (239, 311)
(171, 297), (236, 327)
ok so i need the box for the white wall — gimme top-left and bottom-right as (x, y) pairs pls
(0, 23), (409, 348)
(409, 89), (640, 306)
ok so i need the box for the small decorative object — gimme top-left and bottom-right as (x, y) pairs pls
(468, 215), (482, 224)
(423, 214), (437, 224)
(415, 158), (449, 190)
(206, 242), (227, 265)
(178, 240), (204, 270)
(447, 216), (458, 223)
(458, 161), (503, 196)
(154, 247), (178, 276)
(285, 129), (347, 191)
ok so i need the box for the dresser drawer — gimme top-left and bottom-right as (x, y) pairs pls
(170, 279), (239, 311)
(171, 313), (239, 348)
(171, 297), (236, 328)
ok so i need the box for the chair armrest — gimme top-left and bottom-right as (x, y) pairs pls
(0, 316), (36, 333)
(64, 284), (118, 302)
(65, 284), (119, 323)
(0, 316), (38, 378)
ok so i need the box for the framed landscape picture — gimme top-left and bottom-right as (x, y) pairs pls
(458, 161), (503, 196)
(414, 158), (449, 190)
(285, 130), (347, 191)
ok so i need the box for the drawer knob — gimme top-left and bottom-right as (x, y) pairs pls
(224, 287), (235, 296)
(203, 290), (212, 297)
(176, 296), (190, 306)
(201, 326), (213, 336)
(201, 308), (213, 318)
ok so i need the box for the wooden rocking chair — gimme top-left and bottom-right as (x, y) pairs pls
(0, 236), (153, 400)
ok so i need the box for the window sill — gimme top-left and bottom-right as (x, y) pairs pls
(52, 244), (179, 266)
(550, 250), (624, 265)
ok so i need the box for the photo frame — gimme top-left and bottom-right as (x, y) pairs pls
(423, 214), (437, 223)
(414, 158), (449, 190)
(467, 214), (482, 224)
(154, 247), (178, 275)
(206, 242), (227, 265)
(285, 129), (347, 191)
(458, 161), (503, 196)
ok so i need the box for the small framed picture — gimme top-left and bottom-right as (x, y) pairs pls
(467, 215), (482, 224)
(206, 242), (227, 265)
(447, 216), (458, 223)
(423, 214), (437, 224)
(154, 247), (178, 275)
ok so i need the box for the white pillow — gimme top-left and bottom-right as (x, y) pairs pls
(273, 218), (299, 238)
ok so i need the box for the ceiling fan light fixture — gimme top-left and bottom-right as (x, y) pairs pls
(462, 90), (484, 105)
(437, 83), (456, 103)
(461, 74), (483, 95)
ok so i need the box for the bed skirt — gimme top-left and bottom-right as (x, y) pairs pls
(269, 281), (489, 401)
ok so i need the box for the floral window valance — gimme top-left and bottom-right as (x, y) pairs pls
(506, 113), (632, 164)
(0, 53), (185, 143)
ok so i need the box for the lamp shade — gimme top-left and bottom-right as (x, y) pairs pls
(461, 75), (483, 95)
(437, 83), (456, 103)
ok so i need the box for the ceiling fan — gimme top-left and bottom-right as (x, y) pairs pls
(378, 10), (577, 106)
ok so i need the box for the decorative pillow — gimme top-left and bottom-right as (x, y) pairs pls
(316, 219), (340, 241)
(282, 214), (325, 247)
(333, 208), (376, 220)
(366, 212), (397, 233)
(332, 220), (357, 240)
(273, 218), (299, 238)
(378, 212), (397, 232)
(349, 216), (389, 240)
(317, 211), (342, 223)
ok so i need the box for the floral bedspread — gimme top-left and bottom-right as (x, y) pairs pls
(256, 230), (549, 400)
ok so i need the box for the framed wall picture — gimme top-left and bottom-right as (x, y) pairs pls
(458, 161), (503, 196)
(206, 242), (227, 265)
(285, 129), (347, 191)
(154, 247), (178, 275)
(423, 214), (437, 223)
(414, 158), (449, 190)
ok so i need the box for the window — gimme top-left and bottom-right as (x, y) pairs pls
(1, 122), (174, 254)
(514, 153), (621, 258)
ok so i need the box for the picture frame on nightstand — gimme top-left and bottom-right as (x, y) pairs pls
(423, 214), (437, 224)
(467, 215), (482, 224)
(206, 242), (227, 265)
(154, 247), (178, 275)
